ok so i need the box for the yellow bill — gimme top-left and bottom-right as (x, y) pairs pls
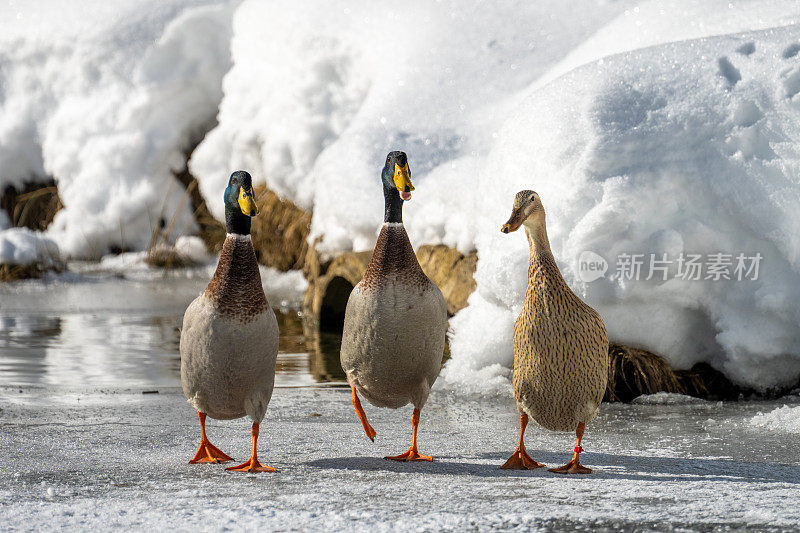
(393, 163), (415, 200)
(238, 186), (259, 216)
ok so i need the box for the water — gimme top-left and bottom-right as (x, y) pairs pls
(0, 264), (346, 388)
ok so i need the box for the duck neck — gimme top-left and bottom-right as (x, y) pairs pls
(523, 216), (552, 258)
(225, 204), (252, 236)
(383, 186), (403, 223)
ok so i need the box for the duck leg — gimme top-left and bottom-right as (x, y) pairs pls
(350, 386), (377, 441)
(502, 412), (545, 469)
(226, 422), (276, 473)
(549, 422), (592, 474)
(189, 412), (233, 464)
(385, 408), (432, 462)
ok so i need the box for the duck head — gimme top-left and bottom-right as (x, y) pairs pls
(224, 170), (259, 235)
(382, 151), (415, 223)
(501, 190), (544, 234)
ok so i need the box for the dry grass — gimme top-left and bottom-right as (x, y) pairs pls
(605, 343), (685, 402)
(0, 261), (64, 282)
(1, 179), (63, 231)
(250, 185), (311, 271)
(171, 160), (226, 254)
(0, 180), (66, 282)
(144, 248), (197, 269)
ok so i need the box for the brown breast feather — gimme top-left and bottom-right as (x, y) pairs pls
(360, 224), (430, 291)
(204, 236), (269, 321)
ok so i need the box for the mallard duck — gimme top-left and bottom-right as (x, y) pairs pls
(500, 190), (608, 474)
(180, 170), (279, 473)
(340, 151), (448, 461)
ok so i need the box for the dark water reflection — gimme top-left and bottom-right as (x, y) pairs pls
(0, 271), (346, 388)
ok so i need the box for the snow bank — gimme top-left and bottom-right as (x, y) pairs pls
(0, 0), (236, 258)
(0, 227), (60, 266)
(749, 404), (800, 434)
(190, 0), (635, 252)
(446, 23), (800, 392)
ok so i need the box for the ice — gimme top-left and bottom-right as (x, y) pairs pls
(1, 386), (798, 530)
(632, 393), (706, 405)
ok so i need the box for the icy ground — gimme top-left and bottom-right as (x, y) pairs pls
(1, 387), (798, 531)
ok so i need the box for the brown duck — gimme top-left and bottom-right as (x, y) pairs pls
(500, 190), (608, 474)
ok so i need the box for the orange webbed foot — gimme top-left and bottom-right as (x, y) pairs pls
(225, 422), (276, 473)
(549, 426), (593, 474)
(189, 439), (234, 464)
(362, 421), (377, 442)
(226, 457), (276, 473)
(385, 447), (433, 462)
(501, 448), (545, 470)
(548, 459), (592, 474)
(189, 413), (233, 464)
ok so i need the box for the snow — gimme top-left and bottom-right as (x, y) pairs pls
(173, 236), (209, 264)
(0, 0), (236, 259)
(3, 0), (800, 391)
(95, 235), (210, 271)
(0, 227), (61, 266)
(1, 386), (798, 531)
(189, 0), (637, 251)
(750, 403), (800, 434)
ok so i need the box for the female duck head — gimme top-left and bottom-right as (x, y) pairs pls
(501, 190), (545, 234)
(224, 170), (259, 235)
(382, 151), (415, 223)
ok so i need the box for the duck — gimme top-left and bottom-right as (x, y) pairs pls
(500, 190), (608, 474)
(340, 151), (448, 461)
(180, 170), (279, 473)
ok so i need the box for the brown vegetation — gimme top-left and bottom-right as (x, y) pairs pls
(250, 185), (311, 271)
(0, 262), (64, 282)
(0, 179), (65, 281)
(1, 179), (63, 231)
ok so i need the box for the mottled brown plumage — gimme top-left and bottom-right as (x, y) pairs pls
(501, 190), (608, 474)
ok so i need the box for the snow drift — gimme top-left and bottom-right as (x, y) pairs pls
(189, 0), (633, 252)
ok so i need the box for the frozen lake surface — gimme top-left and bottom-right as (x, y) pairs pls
(1, 386), (798, 531)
